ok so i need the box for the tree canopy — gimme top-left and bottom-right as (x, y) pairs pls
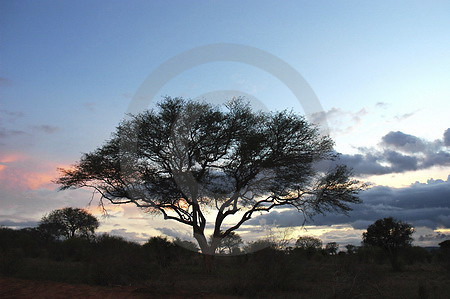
(362, 217), (414, 271)
(211, 231), (243, 254)
(57, 97), (363, 254)
(295, 236), (323, 250)
(38, 207), (99, 240)
(362, 217), (414, 250)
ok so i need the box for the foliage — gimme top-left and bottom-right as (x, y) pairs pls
(173, 237), (199, 252)
(362, 217), (414, 250)
(38, 207), (99, 240)
(325, 242), (339, 255)
(56, 97), (363, 254)
(295, 236), (323, 250)
(362, 217), (414, 271)
(345, 244), (357, 254)
(244, 239), (277, 253)
(210, 231), (243, 254)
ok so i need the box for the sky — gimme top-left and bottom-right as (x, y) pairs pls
(1, 0), (449, 248)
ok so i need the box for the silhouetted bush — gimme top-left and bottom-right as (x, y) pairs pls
(403, 246), (432, 264)
(356, 245), (387, 265)
(0, 248), (24, 275)
(89, 233), (151, 285)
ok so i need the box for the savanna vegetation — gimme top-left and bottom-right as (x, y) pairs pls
(1, 211), (450, 298)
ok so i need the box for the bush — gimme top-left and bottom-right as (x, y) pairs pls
(0, 248), (24, 275)
(89, 233), (151, 285)
(403, 246), (432, 265)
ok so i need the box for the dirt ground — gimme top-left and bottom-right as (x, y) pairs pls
(0, 277), (241, 299)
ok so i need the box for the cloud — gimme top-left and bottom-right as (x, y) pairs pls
(0, 109), (24, 119)
(381, 131), (427, 153)
(418, 232), (447, 242)
(0, 109), (27, 144)
(247, 176), (450, 232)
(156, 226), (193, 240)
(309, 107), (368, 135)
(0, 152), (63, 190)
(444, 128), (450, 147)
(0, 128), (27, 139)
(337, 129), (450, 176)
(375, 102), (388, 108)
(32, 125), (59, 134)
(107, 228), (151, 243)
(394, 111), (418, 121)
(0, 220), (38, 229)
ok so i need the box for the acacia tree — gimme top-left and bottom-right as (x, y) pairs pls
(38, 207), (99, 240)
(57, 97), (362, 255)
(362, 217), (414, 271)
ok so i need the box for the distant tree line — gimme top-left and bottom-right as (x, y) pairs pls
(1, 208), (449, 291)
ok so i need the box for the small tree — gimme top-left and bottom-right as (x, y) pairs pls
(295, 236), (322, 250)
(362, 217), (414, 271)
(38, 207), (99, 240)
(211, 231), (243, 254)
(345, 244), (357, 254)
(173, 238), (199, 252)
(244, 239), (277, 253)
(56, 97), (363, 256)
(325, 242), (338, 255)
(295, 236), (323, 259)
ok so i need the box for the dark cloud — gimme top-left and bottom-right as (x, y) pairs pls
(418, 232), (448, 242)
(337, 153), (391, 175)
(32, 125), (59, 134)
(444, 128), (450, 147)
(0, 220), (38, 228)
(384, 150), (418, 171)
(336, 129), (450, 176)
(0, 128), (27, 138)
(382, 131), (426, 153)
(248, 176), (450, 231)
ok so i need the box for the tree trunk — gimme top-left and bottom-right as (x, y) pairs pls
(194, 231), (220, 273)
(203, 254), (215, 273)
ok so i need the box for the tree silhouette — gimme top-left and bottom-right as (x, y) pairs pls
(325, 242), (338, 255)
(38, 207), (99, 240)
(295, 236), (323, 250)
(345, 244), (357, 254)
(57, 97), (363, 255)
(362, 217), (414, 271)
(211, 231), (243, 254)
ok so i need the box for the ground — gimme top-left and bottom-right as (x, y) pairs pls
(0, 277), (241, 299)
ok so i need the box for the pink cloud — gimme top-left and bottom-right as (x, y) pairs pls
(0, 152), (69, 190)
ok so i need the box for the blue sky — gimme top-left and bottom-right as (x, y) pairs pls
(1, 1), (449, 247)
